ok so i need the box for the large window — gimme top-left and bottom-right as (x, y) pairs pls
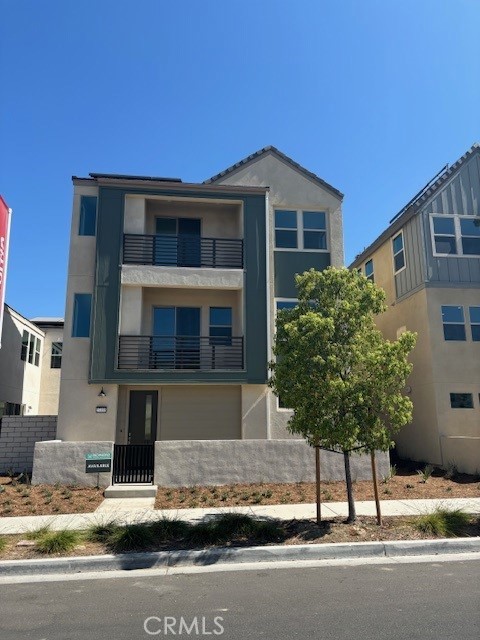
(79, 196), (97, 236)
(430, 214), (480, 257)
(469, 307), (480, 341)
(392, 232), (405, 273)
(20, 330), (41, 366)
(72, 293), (92, 337)
(274, 209), (328, 251)
(276, 300), (298, 311)
(450, 393), (474, 409)
(51, 342), (63, 368)
(364, 259), (374, 282)
(442, 305), (466, 341)
(0, 402), (24, 416)
(209, 307), (232, 345)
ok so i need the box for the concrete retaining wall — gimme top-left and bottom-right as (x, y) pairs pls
(0, 416), (57, 474)
(154, 440), (390, 487)
(32, 441), (114, 487)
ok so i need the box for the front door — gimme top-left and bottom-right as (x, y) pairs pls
(128, 390), (158, 444)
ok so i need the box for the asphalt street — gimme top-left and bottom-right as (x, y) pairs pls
(1, 558), (479, 639)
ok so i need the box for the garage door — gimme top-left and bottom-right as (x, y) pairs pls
(159, 385), (241, 440)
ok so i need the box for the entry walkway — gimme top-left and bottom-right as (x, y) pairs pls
(0, 497), (479, 535)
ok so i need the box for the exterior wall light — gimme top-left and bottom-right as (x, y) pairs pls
(98, 387), (106, 397)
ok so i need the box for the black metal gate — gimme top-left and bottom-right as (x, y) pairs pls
(112, 444), (154, 484)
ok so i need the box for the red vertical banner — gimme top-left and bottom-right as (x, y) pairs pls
(0, 196), (12, 348)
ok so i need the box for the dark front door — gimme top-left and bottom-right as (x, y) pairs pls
(128, 391), (158, 444)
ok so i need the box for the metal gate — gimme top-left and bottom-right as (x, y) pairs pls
(112, 444), (154, 484)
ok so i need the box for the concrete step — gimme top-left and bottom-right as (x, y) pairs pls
(104, 485), (158, 499)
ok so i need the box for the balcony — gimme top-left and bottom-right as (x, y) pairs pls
(123, 234), (243, 269)
(118, 335), (244, 371)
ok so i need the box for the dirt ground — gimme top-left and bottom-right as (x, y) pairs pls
(154, 461), (480, 509)
(0, 479), (104, 516)
(1, 515), (479, 561)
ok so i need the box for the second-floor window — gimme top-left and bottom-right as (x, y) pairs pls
(20, 330), (41, 366)
(51, 342), (63, 368)
(392, 232), (405, 274)
(430, 214), (480, 257)
(209, 307), (232, 345)
(79, 196), (97, 236)
(274, 210), (328, 251)
(72, 293), (92, 337)
(442, 305), (466, 341)
(364, 259), (374, 282)
(469, 307), (480, 341)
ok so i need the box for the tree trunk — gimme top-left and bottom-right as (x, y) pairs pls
(315, 445), (321, 524)
(343, 451), (356, 523)
(370, 450), (382, 526)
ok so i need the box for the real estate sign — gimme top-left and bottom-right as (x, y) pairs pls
(0, 196), (11, 349)
(85, 452), (112, 473)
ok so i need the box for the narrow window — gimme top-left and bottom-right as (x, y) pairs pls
(28, 333), (35, 364)
(469, 307), (480, 341)
(34, 337), (41, 366)
(442, 306), (466, 341)
(365, 259), (374, 282)
(274, 210), (297, 249)
(78, 196), (97, 236)
(72, 293), (92, 337)
(21, 330), (28, 361)
(51, 342), (63, 368)
(209, 307), (232, 345)
(432, 216), (457, 255)
(460, 218), (480, 256)
(303, 211), (327, 250)
(450, 393), (473, 409)
(392, 232), (405, 273)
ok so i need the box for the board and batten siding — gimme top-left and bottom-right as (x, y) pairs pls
(394, 214), (426, 299)
(421, 151), (480, 285)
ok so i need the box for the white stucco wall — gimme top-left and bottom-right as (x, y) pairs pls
(37, 326), (63, 414)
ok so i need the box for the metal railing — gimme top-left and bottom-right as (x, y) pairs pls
(123, 234), (243, 269)
(113, 444), (154, 484)
(118, 335), (244, 370)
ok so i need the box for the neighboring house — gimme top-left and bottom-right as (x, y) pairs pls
(0, 304), (63, 416)
(34, 146), (352, 487)
(350, 143), (480, 474)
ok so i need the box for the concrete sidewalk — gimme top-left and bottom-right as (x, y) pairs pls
(1, 497), (479, 535)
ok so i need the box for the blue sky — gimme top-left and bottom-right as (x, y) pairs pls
(1, 0), (479, 318)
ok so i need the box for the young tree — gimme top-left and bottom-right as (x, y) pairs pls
(269, 267), (416, 523)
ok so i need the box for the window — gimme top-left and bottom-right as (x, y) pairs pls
(0, 402), (24, 417)
(51, 342), (63, 368)
(274, 209), (328, 251)
(72, 293), (92, 337)
(392, 232), (405, 273)
(79, 196), (97, 236)
(430, 214), (480, 257)
(469, 307), (480, 341)
(276, 300), (298, 311)
(450, 393), (473, 409)
(460, 218), (480, 255)
(209, 307), (232, 345)
(274, 210), (297, 249)
(21, 330), (28, 361)
(442, 306), (466, 341)
(364, 259), (374, 282)
(20, 330), (41, 366)
(432, 216), (457, 254)
(303, 211), (327, 250)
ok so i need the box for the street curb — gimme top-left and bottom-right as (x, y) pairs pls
(1, 537), (480, 576)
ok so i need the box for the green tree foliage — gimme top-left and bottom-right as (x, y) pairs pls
(269, 267), (416, 522)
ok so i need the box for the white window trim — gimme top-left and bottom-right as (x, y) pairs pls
(274, 208), (329, 253)
(392, 231), (406, 275)
(430, 213), (480, 258)
(275, 298), (298, 310)
(364, 258), (374, 281)
(441, 304), (466, 341)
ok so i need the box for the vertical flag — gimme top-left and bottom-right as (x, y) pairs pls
(0, 196), (12, 348)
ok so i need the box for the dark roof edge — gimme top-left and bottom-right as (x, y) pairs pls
(89, 173), (182, 182)
(350, 143), (480, 268)
(204, 145), (344, 200)
(72, 175), (268, 194)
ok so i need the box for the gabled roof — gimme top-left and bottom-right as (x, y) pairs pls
(350, 143), (480, 268)
(204, 145), (344, 200)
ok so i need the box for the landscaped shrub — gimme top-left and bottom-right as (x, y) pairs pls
(414, 508), (470, 537)
(36, 529), (81, 554)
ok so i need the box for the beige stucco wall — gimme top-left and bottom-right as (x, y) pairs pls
(124, 195), (242, 238)
(37, 326), (63, 414)
(0, 307), (44, 414)
(214, 152), (344, 439)
(57, 184), (120, 442)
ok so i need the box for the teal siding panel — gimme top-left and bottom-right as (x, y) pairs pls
(274, 252), (331, 298)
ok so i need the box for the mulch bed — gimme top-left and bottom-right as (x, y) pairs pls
(0, 478), (104, 517)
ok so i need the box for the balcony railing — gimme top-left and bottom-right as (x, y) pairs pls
(123, 234), (244, 269)
(118, 335), (244, 371)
